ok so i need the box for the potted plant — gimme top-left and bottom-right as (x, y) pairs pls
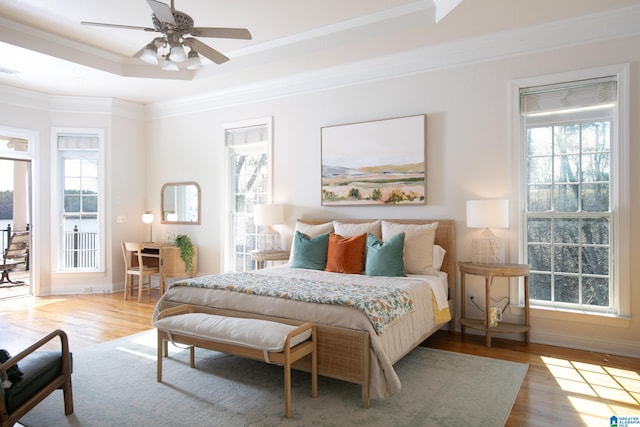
(174, 234), (195, 274)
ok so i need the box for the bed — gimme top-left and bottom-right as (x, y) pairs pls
(152, 219), (455, 408)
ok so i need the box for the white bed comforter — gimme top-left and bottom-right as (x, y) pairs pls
(152, 265), (450, 400)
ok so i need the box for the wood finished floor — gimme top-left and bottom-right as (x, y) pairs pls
(1, 292), (638, 426)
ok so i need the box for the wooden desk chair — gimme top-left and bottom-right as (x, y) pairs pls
(121, 242), (160, 303)
(0, 231), (30, 286)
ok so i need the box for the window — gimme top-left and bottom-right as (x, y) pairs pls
(517, 69), (629, 316)
(52, 129), (105, 272)
(224, 119), (273, 272)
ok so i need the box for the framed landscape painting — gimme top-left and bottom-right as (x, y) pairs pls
(321, 114), (426, 206)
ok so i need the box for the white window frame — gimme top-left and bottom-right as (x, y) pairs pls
(222, 117), (273, 272)
(510, 64), (630, 319)
(51, 127), (106, 273)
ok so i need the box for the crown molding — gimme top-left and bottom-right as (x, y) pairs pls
(146, 3), (640, 120)
(0, 83), (145, 119)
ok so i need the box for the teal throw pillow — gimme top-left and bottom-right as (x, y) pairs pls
(291, 231), (330, 270)
(365, 232), (405, 277)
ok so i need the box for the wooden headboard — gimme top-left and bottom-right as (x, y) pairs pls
(296, 219), (456, 304)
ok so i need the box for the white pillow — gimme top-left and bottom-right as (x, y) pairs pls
(333, 220), (382, 239)
(289, 221), (334, 263)
(433, 245), (446, 271)
(381, 221), (439, 275)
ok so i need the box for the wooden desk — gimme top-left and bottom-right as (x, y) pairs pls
(458, 261), (530, 347)
(138, 243), (198, 293)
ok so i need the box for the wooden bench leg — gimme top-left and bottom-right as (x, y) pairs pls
(311, 338), (318, 398)
(284, 361), (291, 418)
(157, 333), (163, 382)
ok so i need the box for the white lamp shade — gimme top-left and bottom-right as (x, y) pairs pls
(466, 200), (509, 228)
(169, 44), (187, 62)
(141, 211), (154, 224)
(140, 45), (158, 64)
(253, 204), (284, 226)
(162, 59), (179, 71)
(186, 51), (202, 70)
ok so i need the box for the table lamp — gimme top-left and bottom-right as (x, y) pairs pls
(253, 204), (284, 252)
(141, 211), (154, 243)
(466, 200), (509, 264)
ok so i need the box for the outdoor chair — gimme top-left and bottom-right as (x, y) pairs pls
(0, 329), (73, 427)
(0, 231), (29, 286)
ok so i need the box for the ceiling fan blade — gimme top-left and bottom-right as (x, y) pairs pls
(186, 38), (229, 64)
(81, 21), (156, 32)
(146, 0), (176, 25)
(191, 27), (252, 40)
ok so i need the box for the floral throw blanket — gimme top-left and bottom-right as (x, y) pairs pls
(171, 272), (415, 334)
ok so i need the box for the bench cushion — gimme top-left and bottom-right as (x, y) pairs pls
(154, 313), (312, 352)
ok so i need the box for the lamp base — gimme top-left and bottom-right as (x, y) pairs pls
(472, 229), (505, 264)
(257, 226), (282, 252)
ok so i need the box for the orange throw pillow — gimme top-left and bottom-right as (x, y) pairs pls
(325, 232), (366, 274)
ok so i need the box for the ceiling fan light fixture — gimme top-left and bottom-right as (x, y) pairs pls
(169, 43), (187, 63)
(140, 43), (158, 65)
(162, 58), (179, 71)
(186, 50), (202, 70)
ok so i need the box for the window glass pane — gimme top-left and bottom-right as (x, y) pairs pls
(554, 125), (580, 154)
(530, 273), (551, 301)
(528, 185), (552, 212)
(64, 176), (81, 191)
(554, 245), (579, 274)
(554, 275), (579, 303)
(528, 244), (551, 271)
(581, 183), (609, 212)
(553, 219), (579, 244)
(64, 194), (80, 213)
(527, 218), (551, 243)
(82, 194), (98, 213)
(527, 127), (552, 156)
(581, 122), (610, 153)
(582, 276), (609, 306)
(528, 157), (552, 184)
(581, 247), (609, 275)
(554, 183), (579, 212)
(581, 153), (609, 183)
(581, 218), (609, 245)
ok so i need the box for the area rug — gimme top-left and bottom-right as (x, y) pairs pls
(20, 330), (527, 427)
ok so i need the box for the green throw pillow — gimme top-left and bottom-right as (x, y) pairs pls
(291, 231), (330, 270)
(365, 232), (405, 277)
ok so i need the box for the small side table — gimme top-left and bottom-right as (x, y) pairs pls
(249, 250), (290, 269)
(458, 261), (531, 347)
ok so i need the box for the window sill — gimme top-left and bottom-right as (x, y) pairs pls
(52, 270), (105, 278)
(530, 305), (630, 328)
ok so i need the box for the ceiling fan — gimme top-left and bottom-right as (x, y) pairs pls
(81, 0), (252, 70)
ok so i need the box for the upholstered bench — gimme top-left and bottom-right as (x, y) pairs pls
(153, 305), (317, 418)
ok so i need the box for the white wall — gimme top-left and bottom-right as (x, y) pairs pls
(146, 34), (640, 357)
